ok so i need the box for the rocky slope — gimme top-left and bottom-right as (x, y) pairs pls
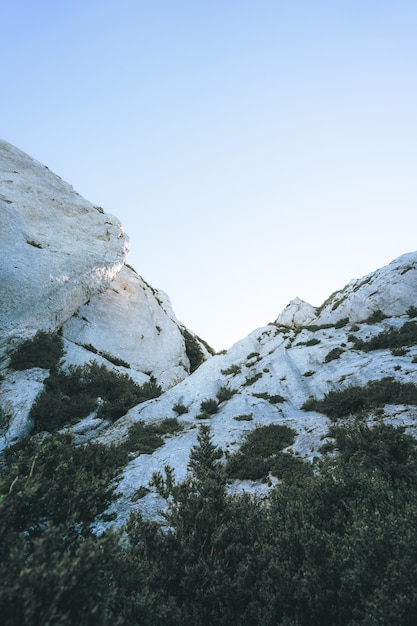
(0, 140), (211, 449)
(95, 251), (417, 529)
(1, 140), (417, 532)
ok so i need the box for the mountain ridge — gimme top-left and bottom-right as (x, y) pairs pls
(1, 139), (417, 532)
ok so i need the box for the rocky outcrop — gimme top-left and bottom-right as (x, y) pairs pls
(0, 140), (212, 449)
(0, 140), (129, 361)
(61, 265), (196, 388)
(275, 297), (317, 327)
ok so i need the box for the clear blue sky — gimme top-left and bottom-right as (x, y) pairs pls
(2, 1), (417, 350)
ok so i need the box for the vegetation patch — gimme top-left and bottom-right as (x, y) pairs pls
(3, 421), (417, 624)
(252, 392), (285, 404)
(225, 424), (300, 481)
(30, 362), (162, 432)
(302, 377), (417, 420)
(180, 328), (206, 373)
(199, 399), (219, 415)
(172, 403), (189, 415)
(9, 331), (64, 371)
(242, 372), (263, 387)
(216, 386), (236, 403)
(221, 363), (241, 376)
(324, 347), (344, 362)
(233, 413), (253, 421)
(120, 418), (183, 456)
(352, 320), (417, 352)
(364, 309), (387, 324)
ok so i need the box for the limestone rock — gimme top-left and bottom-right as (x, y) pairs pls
(61, 265), (192, 388)
(275, 297), (317, 327)
(0, 139), (129, 361)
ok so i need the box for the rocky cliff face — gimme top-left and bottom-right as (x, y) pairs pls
(0, 140), (211, 449)
(1, 140), (417, 531)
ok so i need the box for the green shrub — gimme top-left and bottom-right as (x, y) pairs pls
(391, 347), (407, 356)
(226, 424), (298, 481)
(242, 372), (263, 387)
(195, 412), (212, 420)
(9, 331), (64, 370)
(302, 377), (417, 420)
(172, 403), (189, 415)
(353, 320), (417, 352)
(252, 392), (285, 404)
(180, 329), (206, 373)
(200, 399), (219, 415)
(305, 337), (320, 346)
(221, 364), (241, 376)
(216, 386), (236, 403)
(30, 363), (162, 432)
(324, 347), (344, 362)
(407, 306), (417, 318)
(335, 317), (349, 328)
(233, 414), (253, 421)
(365, 309), (387, 324)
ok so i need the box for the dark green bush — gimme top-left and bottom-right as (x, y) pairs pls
(9, 331), (64, 370)
(353, 320), (417, 352)
(365, 309), (387, 323)
(302, 377), (417, 420)
(180, 329), (206, 372)
(216, 386), (236, 403)
(233, 413), (253, 421)
(221, 364), (241, 376)
(200, 399), (219, 415)
(324, 347), (344, 362)
(226, 424), (298, 481)
(172, 403), (189, 415)
(407, 306), (417, 318)
(242, 372), (263, 387)
(30, 363), (162, 432)
(253, 392), (285, 404)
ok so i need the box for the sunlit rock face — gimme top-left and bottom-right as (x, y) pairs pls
(0, 139), (129, 360)
(275, 297), (317, 327)
(313, 252), (417, 326)
(0, 140), (212, 449)
(61, 265), (193, 389)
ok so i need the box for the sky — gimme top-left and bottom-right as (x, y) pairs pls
(2, 1), (417, 351)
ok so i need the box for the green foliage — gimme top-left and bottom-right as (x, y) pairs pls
(407, 305), (417, 318)
(365, 309), (387, 323)
(220, 363), (241, 376)
(233, 413), (253, 421)
(172, 402), (189, 415)
(215, 386), (236, 403)
(246, 351), (260, 360)
(30, 362), (162, 432)
(3, 421), (417, 624)
(305, 337), (320, 346)
(9, 331), (64, 370)
(200, 398), (219, 415)
(302, 377), (417, 420)
(195, 412), (212, 420)
(226, 424), (299, 481)
(253, 391), (285, 404)
(335, 317), (349, 328)
(180, 328), (206, 372)
(303, 369), (315, 377)
(242, 372), (263, 387)
(353, 320), (417, 352)
(120, 418), (183, 456)
(0, 433), (125, 625)
(324, 346), (344, 362)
